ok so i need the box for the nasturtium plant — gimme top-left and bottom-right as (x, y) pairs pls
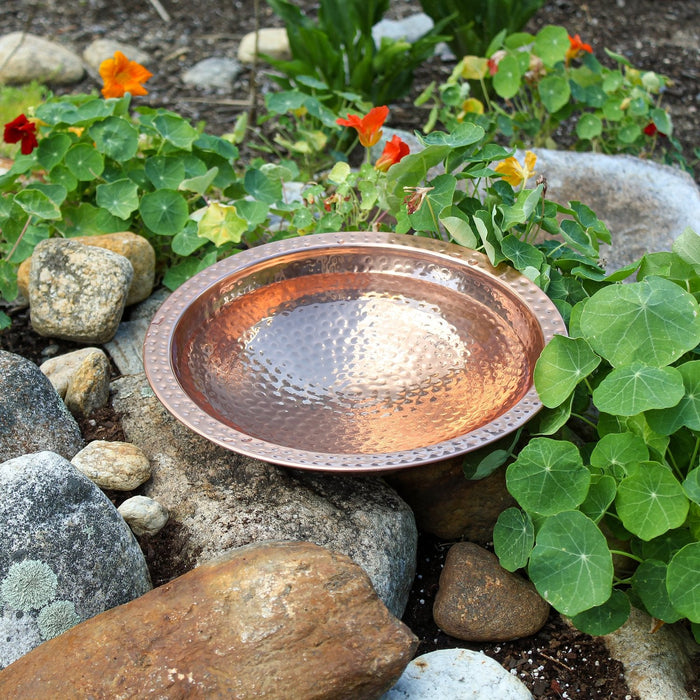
(495, 228), (700, 635)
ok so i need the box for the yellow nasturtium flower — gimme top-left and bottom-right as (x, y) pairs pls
(456, 98), (484, 122)
(494, 151), (537, 188)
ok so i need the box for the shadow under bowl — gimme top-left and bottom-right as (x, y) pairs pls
(143, 232), (566, 472)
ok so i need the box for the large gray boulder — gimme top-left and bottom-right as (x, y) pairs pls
(111, 373), (417, 618)
(0, 451), (152, 668)
(0, 350), (83, 462)
(0, 33), (84, 85)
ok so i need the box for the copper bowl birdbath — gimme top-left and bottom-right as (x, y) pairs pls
(143, 231), (566, 472)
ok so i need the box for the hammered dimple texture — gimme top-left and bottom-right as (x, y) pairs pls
(144, 232), (567, 472)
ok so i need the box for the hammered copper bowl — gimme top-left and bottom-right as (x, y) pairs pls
(143, 231), (566, 472)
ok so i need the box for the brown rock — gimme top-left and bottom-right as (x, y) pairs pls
(0, 541), (418, 699)
(385, 457), (516, 542)
(433, 542), (549, 642)
(18, 232), (155, 306)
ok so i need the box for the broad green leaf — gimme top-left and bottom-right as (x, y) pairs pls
(58, 202), (125, 237)
(570, 589), (630, 635)
(409, 174), (456, 234)
(194, 132), (239, 159)
(616, 462), (689, 540)
(560, 219), (597, 257)
(576, 113), (603, 140)
(580, 276), (700, 367)
(506, 438), (590, 515)
(244, 168), (283, 204)
(36, 133), (72, 171)
(534, 25), (569, 66)
(95, 179), (139, 219)
(139, 189), (189, 236)
(632, 559), (683, 623)
(89, 116), (139, 161)
(529, 510), (613, 616)
(178, 167), (219, 195)
(499, 185), (544, 230)
(492, 55), (521, 99)
(64, 143), (104, 180)
(145, 156), (186, 190)
(236, 199), (269, 227)
(501, 235), (545, 272)
(641, 528), (695, 563)
(197, 202), (246, 246)
(667, 543), (700, 623)
(534, 335), (600, 408)
(592, 363), (684, 416)
(580, 474), (617, 523)
(618, 123), (641, 144)
(646, 361), (700, 435)
(328, 162), (351, 185)
(535, 392), (574, 436)
(13, 189), (62, 220)
(441, 211), (478, 249)
(171, 221), (207, 256)
(419, 122), (485, 149)
(538, 74), (571, 113)
(589, 432), (648, 477)
(153, 113), (198, 150)
(493, 508), (534, 572)
(684, 468), (700, 505)
(672, 228), (700, 271)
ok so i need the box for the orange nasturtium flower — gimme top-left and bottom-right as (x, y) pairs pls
(336, 105), (389, 148)
(99, 51), (153, 99)
(565, 34), (593, 65)
(375, 134), (409, 172)
(494, 151), (537, 188)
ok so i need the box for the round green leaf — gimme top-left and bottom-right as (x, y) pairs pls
(580, 474), (617, 523)
(667, 543), (700, 623)
(618, 123), (642, 144)
(647, 361), (700, 435)
(534, 25), (570, 67)
(641, 528), (695, 563)
(13, 189), (62, 220)
(171, 221), (207, 256)
(64, 143), (104, 181)
(506, 438), (590, 516)
(534, 335), (601, 408)
(492, 55), (522, 99)
(570, 589), (630, 635)
(244, 168), (283, 204)
(196, 202), (246, 246)
(632, 559), (683, 623)
(535, 392), (574, 436)
(538, 75), (571, 113)
(580, 277), (700, 367)
(616, 462), (689, 541)
(683, 468), (700, 505)
(528, 510), (613, 616)
(139, 189), (189, 236)
(95, 179), (139, 220)
(576, 113), (603, 140)
(592, 363), (684, 416)
(501, 235), (545, 273)
(36, 133), (72, 171)
(89, 116), (139, 161)
(145, 156), (186, 190)
(589, 432), (649, 476)
(153, 113), (198, 150)
(493, 508), (534, 573)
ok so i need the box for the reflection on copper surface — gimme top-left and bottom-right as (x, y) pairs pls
(146, 232), (566, 472)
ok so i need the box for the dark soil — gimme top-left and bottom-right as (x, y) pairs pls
(2, 0), (700, 697)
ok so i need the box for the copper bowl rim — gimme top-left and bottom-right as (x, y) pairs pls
(143, 231), (567, 473)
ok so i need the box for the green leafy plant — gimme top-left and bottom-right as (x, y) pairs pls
(422, 24), (687, 172)
(264, 0), (448, 110)
(492, 228), (700, 640)
(417, 0), (545, 59)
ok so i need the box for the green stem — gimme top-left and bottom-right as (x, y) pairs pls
(609, 549), (643, 564)
(3, 216), (32, 262)
(571, 412), (597, 430)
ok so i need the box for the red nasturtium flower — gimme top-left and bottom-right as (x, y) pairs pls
(565, 34), (593, 64)
(3, 114), (38, 155)
(643, 122), (658, 136)
(336, 105), (389, 148)
(99, 51), (153, 99)
(375, 134), (410, 172)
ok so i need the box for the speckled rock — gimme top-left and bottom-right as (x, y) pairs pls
(0, 33), (84, 85)
(182, 57), (243, 90)
(0, 350), (83, 463)
(71, 441), (151, 491)
(41, 347), (110, 418)
(381, 648), (532, 699)
(0, 541), (417, 699)
(433, 542), (550, 642)
(118, 495), (169, 536)
(110, 372), (418, 618)
(28, 238), (133, 343)
(19, 232), (154, 307)
(82, 39), (151, 74)
(0, 451), (151, 668)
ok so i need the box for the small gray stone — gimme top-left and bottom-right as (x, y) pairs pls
(0, 350), (83, 463)
(0, 33), (84, 85)
(82, 39), (151, 74)
(118, 495), (169, 536)
(372, 13), (435, 45)
(0, 451), (151, 668)
(71, 441), (151, 491)
(182, 57), (243, 91)
(28, 238), (133, 344)
(381, 648), (533, 699)
(238, 27), (291, 63)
